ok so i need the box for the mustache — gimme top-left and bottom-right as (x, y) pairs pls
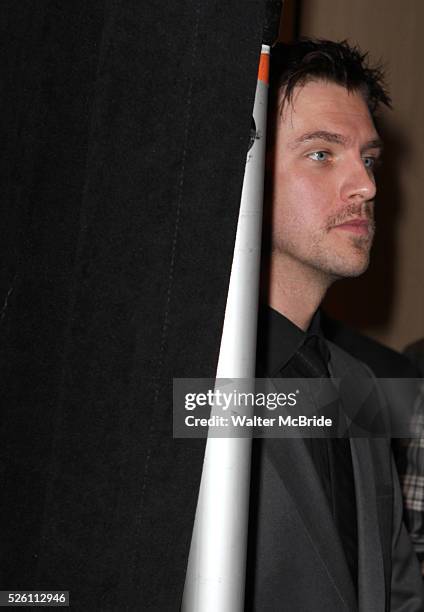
(326, 202), (375, 230)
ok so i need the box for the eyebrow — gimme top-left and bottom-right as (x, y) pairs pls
(290, 130), (383, 152)
(362, 138), (384, 152)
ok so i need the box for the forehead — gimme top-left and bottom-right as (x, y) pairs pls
(277, 80), (378, 142)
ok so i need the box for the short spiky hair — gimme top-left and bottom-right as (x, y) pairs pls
(270, 38), (391, 116)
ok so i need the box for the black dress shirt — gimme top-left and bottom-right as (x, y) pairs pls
(246, 306), (358, 605)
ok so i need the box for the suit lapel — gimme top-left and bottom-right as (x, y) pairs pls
(265, 436), (357, 611)
(350, 439), (386, 612)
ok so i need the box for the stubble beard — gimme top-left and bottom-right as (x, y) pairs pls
(271, 207), (375, 283)
(323, 201), (375, 278)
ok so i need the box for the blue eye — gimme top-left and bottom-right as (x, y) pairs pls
(309, 151), (329, 162)
(363, 157), (376, 169)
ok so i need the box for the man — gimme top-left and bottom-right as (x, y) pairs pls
(246, 39), (424, 610)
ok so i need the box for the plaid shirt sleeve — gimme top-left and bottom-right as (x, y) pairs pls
(399, 383), (424, 556)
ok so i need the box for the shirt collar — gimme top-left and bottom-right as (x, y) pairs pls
(256, 305), (325, 376)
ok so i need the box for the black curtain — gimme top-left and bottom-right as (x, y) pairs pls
(1, 0), (266, 609)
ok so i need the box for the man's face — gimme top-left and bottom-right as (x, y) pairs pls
(268, 80), (382, 281)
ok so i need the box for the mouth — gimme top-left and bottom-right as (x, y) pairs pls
(332, 218), (372, 236)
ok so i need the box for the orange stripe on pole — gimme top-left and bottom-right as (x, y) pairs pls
(258, 51), (270, 84)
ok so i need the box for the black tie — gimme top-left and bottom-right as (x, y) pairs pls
(292, 335), (358, 591)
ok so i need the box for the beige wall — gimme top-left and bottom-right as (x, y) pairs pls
(294, 0), (424, 351)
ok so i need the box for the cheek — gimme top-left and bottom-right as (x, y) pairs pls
(272, 167), (330, 231)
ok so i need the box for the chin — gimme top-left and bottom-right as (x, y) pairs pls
(329, 256), (370, 279)
(329, 239), (373, 276)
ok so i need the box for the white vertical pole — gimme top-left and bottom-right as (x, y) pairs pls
(182, 45), (270, 612)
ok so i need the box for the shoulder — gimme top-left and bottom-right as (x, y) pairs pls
(404, 339), (424, 375)
(320, 312), (419, 378)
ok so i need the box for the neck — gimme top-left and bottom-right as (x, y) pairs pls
(264, 253), (333, 331)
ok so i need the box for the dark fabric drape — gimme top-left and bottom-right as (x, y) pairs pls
(1, 1), (265, 608)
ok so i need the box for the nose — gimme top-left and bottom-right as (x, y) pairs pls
(341, 157), (377, 204)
